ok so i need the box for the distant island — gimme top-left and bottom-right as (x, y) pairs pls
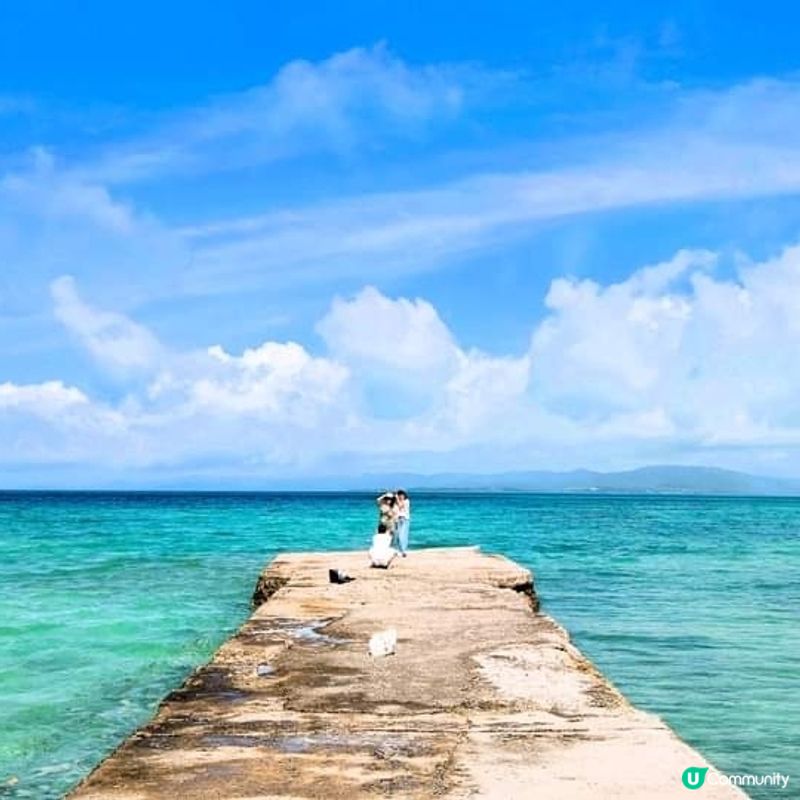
(7, 464), (800, 495)
(286, 465), (800, 496)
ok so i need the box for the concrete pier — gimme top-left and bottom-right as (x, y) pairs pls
(69, 547), (746, 798)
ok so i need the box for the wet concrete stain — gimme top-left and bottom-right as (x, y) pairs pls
(68, 548), (746, 800)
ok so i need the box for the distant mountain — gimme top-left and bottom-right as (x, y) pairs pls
(14, 464), (800, 494)
(297, 466), (800, 496)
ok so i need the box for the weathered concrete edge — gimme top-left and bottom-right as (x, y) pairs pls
(66, 546), (743, 798)
(242, 547), (745, 798)
(66, 547), (540, 796)
(251, 546), (539, 611)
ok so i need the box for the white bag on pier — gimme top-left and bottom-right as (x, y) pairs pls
(368, 628), (397, 657)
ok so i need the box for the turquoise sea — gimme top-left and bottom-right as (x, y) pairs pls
(0, 492), (797, 799)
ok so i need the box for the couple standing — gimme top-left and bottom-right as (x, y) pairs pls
(369, 490), (411, 568)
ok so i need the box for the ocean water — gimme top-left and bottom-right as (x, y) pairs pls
(0, 492), (797, 799)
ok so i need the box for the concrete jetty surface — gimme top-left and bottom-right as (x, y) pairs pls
(69, 547), (746, 799)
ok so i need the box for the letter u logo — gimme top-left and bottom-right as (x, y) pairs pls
(682, 767), (709, 789)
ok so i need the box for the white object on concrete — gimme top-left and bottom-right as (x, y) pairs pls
(368, 532), (396, 568)
(368, 628), (397, 657)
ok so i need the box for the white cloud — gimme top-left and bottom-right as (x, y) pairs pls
(51, 275), (163, 372)
(2, 148), (134, 233)
(530, 250), (713, 415)
(7, 71), (800, 309)
(0, 280), (533, 470)
(150, 340), (349, 423)
(405, 349), (533, 449)
(0, 380), (88, 416)
(82, 44), (482, 184)
(172, 77), (800, 296)
(9, 63), (800, 478)
(317, 286), (458, 374)
(8, 277), (350, 468)
(0, 151), (187, 320)
(0, 380), (130, 467)
(1, 241), (800, 479)
(529, 245), (800, 446)
(259, 43), (465, 132)
(10, 244), (800, 478)
(315, 287), (532, 436)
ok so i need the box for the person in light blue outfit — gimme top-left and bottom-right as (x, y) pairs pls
(394, 489), (411, 556)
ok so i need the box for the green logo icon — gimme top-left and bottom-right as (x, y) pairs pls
(682, 767), (709, 790)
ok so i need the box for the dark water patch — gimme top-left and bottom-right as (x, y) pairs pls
(256, 617), (351, 646)
(163, 667), (250, 705)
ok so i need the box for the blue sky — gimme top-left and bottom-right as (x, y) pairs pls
(4, 2), (800, 485)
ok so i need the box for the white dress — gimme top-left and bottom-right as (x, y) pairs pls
(369, 532), (396, 568)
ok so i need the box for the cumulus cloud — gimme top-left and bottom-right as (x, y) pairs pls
(0, 380), (129, 467)
(0, 278), (532, 470)
(0, 380), (89, 416)
(5, 277), (353, 468)
(530, 250), (715, 416)
(317, 285), (530, 427)
(318, 286), (458, 374)
(529, 246), (800, 446)
(6, 245), (800, 478)
(150, 341), (348, 423)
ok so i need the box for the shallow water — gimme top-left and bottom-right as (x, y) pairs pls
(0, 492), (797, 798)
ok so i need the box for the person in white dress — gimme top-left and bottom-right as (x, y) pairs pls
(368, 523), (396, 568)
